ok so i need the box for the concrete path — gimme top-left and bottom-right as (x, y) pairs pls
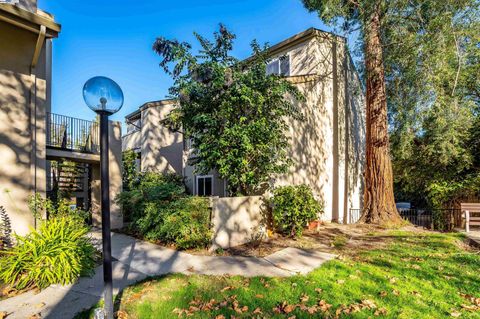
(464, 230), (480, 248)
(0, 231), (336, 319)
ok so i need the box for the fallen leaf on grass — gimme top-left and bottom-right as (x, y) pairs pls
(374, 307), (388, 316)
(318, 300), (332, 312)
(379, 291), (388, 297)
(450, 311), (462, 317)
(221, 286), (234, 292)
(273, 301), (296, 314)
(255, 294), (264, 298)
(253, 307), (263, 314)
(300, 294), (309, 303)
(336, 279), (345, 284)
(115, 310), (129, 319)
(315, 288), (323, 294)
(461, 304), (479, 311)
(215, 315), (225, 319)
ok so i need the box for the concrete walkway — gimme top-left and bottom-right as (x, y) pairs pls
(464, 230), (480, 248)
(0, 231), (336, 319)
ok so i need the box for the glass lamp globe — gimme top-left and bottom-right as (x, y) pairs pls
(82, 76), (124, 115)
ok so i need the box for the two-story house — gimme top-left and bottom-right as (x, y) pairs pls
(0, 0), (123, 235)
(123, 28), (365, 223)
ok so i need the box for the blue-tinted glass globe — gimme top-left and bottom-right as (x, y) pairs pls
(82, 76), (124, 114)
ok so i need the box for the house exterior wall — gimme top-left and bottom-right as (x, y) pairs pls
(139, 101), (183, 175)
(122, 129), (141, 152)
(91, 121), (124, 230)
(253, 33), (366, 223)
(18, 0), (37, 12)
(122, 29), (365, 222)
(0, 19), (49, 235)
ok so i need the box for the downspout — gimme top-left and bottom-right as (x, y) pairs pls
(30, 25), (46, 227)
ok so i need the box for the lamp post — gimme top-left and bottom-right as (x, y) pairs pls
(83, 76), (124, 319)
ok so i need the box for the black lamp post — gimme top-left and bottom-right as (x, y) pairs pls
(83, 76), (124, 319)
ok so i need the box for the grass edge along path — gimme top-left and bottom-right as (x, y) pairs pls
(77, 231), (480, 319)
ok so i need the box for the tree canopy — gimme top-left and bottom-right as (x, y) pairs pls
(153, 25), (303, 195)
(303, 0), (480, 212)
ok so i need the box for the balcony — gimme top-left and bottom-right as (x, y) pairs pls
(46, 112), (99, 154)
(46, 112), (102, 163)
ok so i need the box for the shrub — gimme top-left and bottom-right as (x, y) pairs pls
(269, 185), (323, 237)
(116, 172), (212, 249)
(28, 194), (90, 223)
(157, 197), (212, 249)
(0, 216), (95, 290)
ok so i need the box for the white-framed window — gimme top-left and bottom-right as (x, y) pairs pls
(195, 175), (213, 197)
(266, 55), (290, 76)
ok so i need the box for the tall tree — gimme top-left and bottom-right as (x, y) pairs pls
(153, 25), (303, 195)
(302, 0), (403, 225)
(387, 1), (480, 208)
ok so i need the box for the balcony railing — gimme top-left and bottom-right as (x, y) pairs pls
(46, 112), (100, 153)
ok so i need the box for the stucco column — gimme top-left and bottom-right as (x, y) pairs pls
(91, 120), (123, 229)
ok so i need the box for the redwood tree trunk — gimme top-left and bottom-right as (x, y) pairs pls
(360, 10), (403, 225)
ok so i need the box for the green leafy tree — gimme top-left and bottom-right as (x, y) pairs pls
(122, 150), (138, 191)
(153, 25), (303, 195)
(302, 0), (480, 221)
(384, 1), (480, 207)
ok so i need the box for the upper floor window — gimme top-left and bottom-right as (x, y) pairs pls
(266, 55), (290, 76)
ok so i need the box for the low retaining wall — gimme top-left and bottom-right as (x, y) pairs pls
(210, 196), (266, 249)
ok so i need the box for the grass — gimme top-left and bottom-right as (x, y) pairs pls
(77, 231), (480, 319)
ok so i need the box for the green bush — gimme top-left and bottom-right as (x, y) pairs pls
(0, 216), (95, 290)
(157, 197), (212, 249)
(269, 185), (323, 237)
(116, 172), (212, 249)
(28, 194), (90, 223)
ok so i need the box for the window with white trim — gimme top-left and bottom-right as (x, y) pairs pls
(266, 55), (290, 76)
(196, 175), (213, 197)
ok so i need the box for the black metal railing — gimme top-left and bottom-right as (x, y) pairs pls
(46, 112), (99, 153)
(349, 208), (462, 230)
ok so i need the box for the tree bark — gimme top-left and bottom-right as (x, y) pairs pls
(359, 10), (403, 225)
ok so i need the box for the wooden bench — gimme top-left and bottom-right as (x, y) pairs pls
(460, 203), (480, 232)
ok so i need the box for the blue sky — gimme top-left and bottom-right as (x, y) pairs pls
(38, 0), (344, 124)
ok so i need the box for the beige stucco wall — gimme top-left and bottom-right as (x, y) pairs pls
(17, 0), (37, 12)
(122, 130), (141, 152)
(140, 102), (183, 175)
(122, 31), (365, 221)
(91, 121), (123, 229)
(268, 34), (365, 223)
(210, 195), (265, 249)
(0, 19), (48, 235)
(271, 34), (336, 221)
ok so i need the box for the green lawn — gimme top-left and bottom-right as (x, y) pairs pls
(78, 231), (480, 318)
